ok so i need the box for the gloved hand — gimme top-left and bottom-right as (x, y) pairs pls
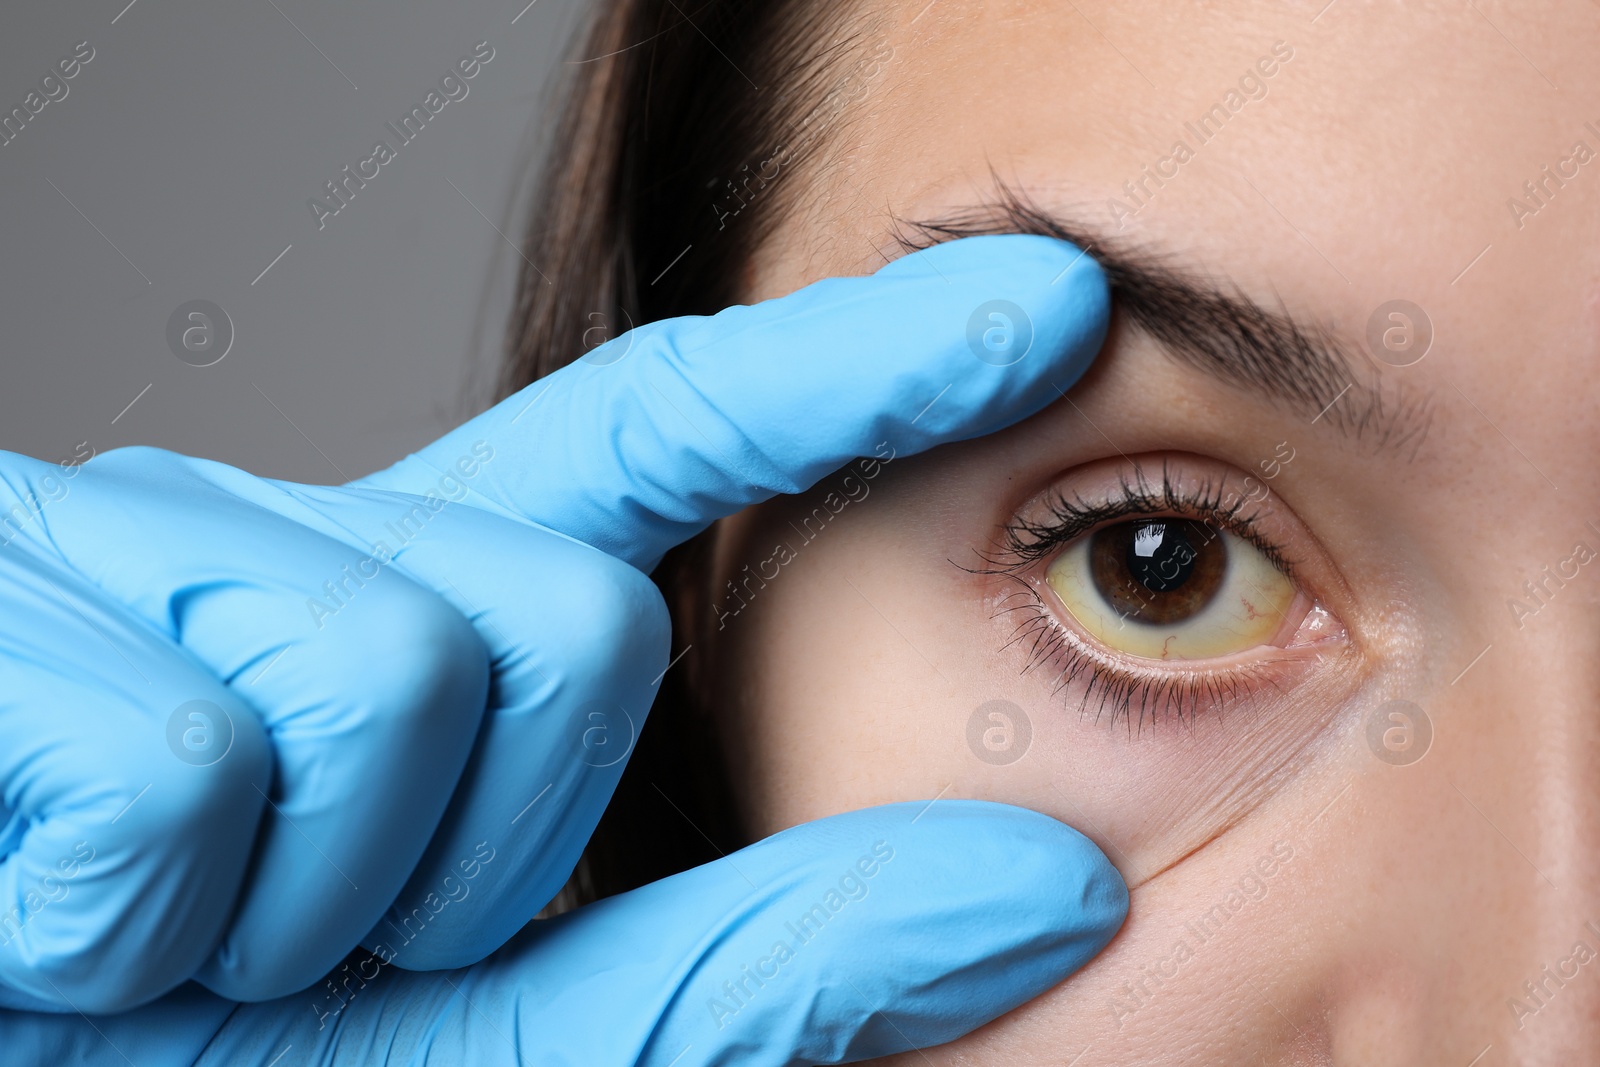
(0, 234), (1122, 1063)
(14, 800), (1127, 1066)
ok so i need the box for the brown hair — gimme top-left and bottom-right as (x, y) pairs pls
(501, 0), (890, 907)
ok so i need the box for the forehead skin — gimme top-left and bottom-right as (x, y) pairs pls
(711, 1), (1600, 1064)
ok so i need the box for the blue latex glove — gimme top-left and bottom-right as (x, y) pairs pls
(0, 234), (1123, 1063)
(13, 800), (1126, 1066)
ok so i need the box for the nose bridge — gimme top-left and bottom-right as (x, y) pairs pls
(1448, 575), (1600, 1056)
(1490, 530), (1600, 888)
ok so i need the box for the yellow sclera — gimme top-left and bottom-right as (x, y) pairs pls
(1044, 527), (1297, 660)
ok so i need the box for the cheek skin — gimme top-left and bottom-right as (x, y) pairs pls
(859, 684), (1531, 1067)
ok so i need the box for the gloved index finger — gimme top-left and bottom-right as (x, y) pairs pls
(357, 234), (1109, 571)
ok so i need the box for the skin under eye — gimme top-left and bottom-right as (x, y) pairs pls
(1045, 518), (1304, 660)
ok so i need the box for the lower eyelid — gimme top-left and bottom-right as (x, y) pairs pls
(996, 578), (1330, 731)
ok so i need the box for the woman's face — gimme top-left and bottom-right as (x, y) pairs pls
(699, 2), (1600, 1062)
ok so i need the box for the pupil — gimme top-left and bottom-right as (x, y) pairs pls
(1127, 522), (1195, 593)
(1088, 518), (1228, 626)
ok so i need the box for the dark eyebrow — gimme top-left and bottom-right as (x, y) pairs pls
(891, 182), (1431, 456)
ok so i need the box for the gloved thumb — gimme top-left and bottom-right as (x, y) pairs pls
(200, 799), (1127, 1066)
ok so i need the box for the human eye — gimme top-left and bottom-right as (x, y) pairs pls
(976, 454), (1347, 730)
(1049, 517), (1304, 660)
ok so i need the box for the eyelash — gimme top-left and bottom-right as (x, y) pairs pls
(967, 462), (1298, 733)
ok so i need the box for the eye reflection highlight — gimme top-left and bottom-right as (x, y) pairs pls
(1045, 518), (1299, 660)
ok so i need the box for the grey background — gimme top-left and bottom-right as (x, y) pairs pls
(1, 0), (589, 482)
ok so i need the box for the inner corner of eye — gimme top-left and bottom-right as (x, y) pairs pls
(1043, 516), (1306, 661)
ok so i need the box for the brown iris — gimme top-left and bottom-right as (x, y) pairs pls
(1088, 519), (1227, 625)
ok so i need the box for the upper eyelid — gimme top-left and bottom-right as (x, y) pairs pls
(972, 463), (1297, 581)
